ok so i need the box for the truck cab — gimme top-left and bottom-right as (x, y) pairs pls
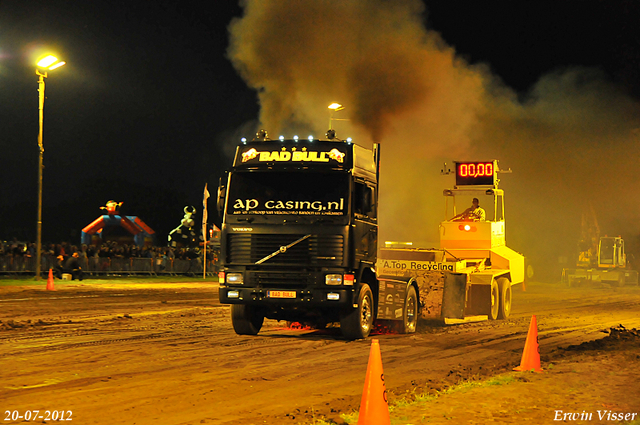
(217, 131), (380, 339)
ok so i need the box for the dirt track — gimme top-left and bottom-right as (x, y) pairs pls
(1, 280), (639, 424)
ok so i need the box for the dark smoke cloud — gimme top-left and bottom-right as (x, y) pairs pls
(227, 0), (480, 142)
(228, 0), (640, 280)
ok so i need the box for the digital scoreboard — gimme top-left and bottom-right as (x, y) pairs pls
(455, 161), (496, 187)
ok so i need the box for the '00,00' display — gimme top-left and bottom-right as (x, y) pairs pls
(455, 162), (495, 186)
(459, 162), (493, 177)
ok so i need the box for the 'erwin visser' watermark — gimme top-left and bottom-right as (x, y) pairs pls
(554, 410), (638, 421)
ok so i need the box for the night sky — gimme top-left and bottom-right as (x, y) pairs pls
(2, 1), (639, 249)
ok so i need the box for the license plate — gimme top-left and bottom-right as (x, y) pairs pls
(267, 290), (297, 299)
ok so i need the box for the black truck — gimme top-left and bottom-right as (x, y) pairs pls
(217, 130), (380, 339)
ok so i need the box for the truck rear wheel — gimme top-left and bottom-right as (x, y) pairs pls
(231, 304), (264, 335)
(340, 284), (374, 340)
(489, 279), (500, 320)
(496, 277), (512, 319)
(399, 285), (418, 334)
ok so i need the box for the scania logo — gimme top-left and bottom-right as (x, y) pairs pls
(232, 227), (253, 232)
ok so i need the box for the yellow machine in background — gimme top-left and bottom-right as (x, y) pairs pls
(562, 206), (638, 286)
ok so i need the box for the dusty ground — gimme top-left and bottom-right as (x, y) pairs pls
(0, 279), (639, 424)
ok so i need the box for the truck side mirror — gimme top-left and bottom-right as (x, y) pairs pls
(217, 177), (226, 215)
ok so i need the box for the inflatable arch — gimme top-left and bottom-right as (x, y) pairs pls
(81, 201), (155, 246)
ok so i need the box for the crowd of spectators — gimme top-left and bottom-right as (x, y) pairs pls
(1, 238), (205, 260)
(0, 238), (217, 274)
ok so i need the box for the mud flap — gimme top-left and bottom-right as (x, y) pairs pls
(442, 272), (466, 319)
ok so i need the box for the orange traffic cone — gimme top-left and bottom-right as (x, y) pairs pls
(357, 339), (390, 425)
(514, 315), (543, 373)
(46, 268), (55, 291)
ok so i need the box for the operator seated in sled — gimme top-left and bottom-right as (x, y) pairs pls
(450, 198), (486, 222)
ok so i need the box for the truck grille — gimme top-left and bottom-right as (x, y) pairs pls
(227, 234), (343, 265)
(249, 272), (313, 288)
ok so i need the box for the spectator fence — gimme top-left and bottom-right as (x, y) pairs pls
(0, 254), (218, 276)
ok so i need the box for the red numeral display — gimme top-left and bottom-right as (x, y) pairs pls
(459, 162), (493, 178)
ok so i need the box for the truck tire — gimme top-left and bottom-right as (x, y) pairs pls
(340, 284), (374, 340)
(231, 304), (264, 335)
(489, 279), (500, 320)
(496, 277), (512, 319)
(399, 285), (418, 334)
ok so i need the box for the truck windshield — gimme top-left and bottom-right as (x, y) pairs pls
(226, 171), (349, 221)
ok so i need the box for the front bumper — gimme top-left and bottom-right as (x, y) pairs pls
(219, 286), (354, 306)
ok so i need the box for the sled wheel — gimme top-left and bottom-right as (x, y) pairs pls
(489, 279), (500, 320)
(497, 277), (512, 320)
(399, 285), (419, 334)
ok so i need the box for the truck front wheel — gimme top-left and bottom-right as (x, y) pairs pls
(340, 284), (374, 340)
(231, 304), (264, 335)
(496, 277), (512, 319)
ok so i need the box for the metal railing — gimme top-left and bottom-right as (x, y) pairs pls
(0, 255), (219, 276)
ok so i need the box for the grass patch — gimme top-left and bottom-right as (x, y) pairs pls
(309, 373), (518, 424)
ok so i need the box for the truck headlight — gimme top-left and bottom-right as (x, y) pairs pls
(226, 273), (244, 284)
(325, 274), (343, 285)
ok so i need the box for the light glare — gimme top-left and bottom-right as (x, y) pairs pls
(48, 61), (66, 70)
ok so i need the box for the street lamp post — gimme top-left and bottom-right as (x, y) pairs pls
(35, 55), (65, 280)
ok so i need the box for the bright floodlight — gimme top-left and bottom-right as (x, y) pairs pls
(37, 55), (59, 68)
(328, 103), (344, 111)
(37, 55), (66, 71)
(293, 135), (299, 141)
(308, 135), (313, 141)
(279, 135), (284, 141)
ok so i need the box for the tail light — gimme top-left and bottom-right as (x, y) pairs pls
(458, 224), (477, 232)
